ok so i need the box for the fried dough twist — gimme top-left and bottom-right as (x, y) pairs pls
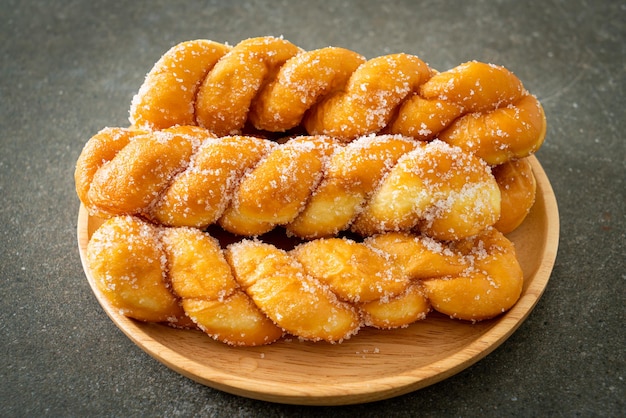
(87, 216), (523, 346)
(129, 36), (546, 164)
(75, 125), (502, 241)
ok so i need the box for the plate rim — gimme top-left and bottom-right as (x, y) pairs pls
(77, 155), (559, 405)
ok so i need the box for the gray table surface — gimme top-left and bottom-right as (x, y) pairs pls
(2, 0), (624, 416)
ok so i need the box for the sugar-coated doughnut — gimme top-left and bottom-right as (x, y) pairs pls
(129, 36), (546, 164)
(87, 216), (524, 345)
(75, 126), (501, 241)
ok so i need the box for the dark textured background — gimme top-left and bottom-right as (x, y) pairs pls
(1, 0), (624, 416)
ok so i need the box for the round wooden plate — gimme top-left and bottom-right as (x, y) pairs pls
(77, 156), (559, 406)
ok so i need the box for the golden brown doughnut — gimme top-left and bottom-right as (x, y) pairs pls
(129, 36), (546, 164)
(359, 282), (431, 329)
(218, 135), (336, 235)
(285, 134), (419, 237)
(363, 228), (523, 322)
(435, 92), (546, 165)
(78, 126), (199, 216)
(75, 126), (501, 240)
(152, 132), (273, 228)
(291, 238), (410, 303)
(86, 216), (524, 345)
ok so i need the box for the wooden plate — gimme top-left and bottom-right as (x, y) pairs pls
(77, 156), (559, 406)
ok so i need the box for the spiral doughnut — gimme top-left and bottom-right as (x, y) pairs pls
(75, 125), (502, 241)
(87, 216), (523, 346)
(129, 36), (546, 164)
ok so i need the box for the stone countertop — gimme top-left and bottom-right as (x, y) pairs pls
(1, 0), (624, 416)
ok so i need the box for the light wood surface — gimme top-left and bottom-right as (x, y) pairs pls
(77, 156), (559, 406)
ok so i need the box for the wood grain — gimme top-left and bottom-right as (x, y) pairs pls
(77, 155), (559, 405)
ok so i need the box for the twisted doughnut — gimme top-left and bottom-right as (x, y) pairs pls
(129, 36), (546, 164)
(87, 216), (523, 346)
(75, 125), (501, 241)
